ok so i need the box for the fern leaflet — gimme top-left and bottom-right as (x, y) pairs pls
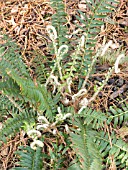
(12, 146), (43, 170)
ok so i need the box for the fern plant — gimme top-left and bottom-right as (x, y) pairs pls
(0, 0), (128, 169)
(0, 36), (58, 144)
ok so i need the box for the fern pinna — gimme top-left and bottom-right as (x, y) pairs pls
(69, 117), (103, 170)
(0, 35), (30, 79)
(0, 110), (37, 145)
(11, 146), (43, 170)
(50, 0), (69, 48)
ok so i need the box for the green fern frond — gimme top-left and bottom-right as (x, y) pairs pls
(70, 117), (103, 170)
(50, 0), (69, 48)
(0, 77), (23, 99)
(0, 35), (30, 79)
(12, 146), (43, 170)
(31, 55), (49, 84)
(6, 69), (57, 121)
(0, 110), (36, 144)
(77, 107), (107, 129)
(0, 94), (25, 120)
(107, 104), (128, 127)
(75, 0), (118, 74)
(96, 131), (128, 169)
(68, 161), (81, 170)
(0, 95), (12, 114)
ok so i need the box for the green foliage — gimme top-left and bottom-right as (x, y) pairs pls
(0, 77), (23, 100)
(0, 35), (30, 79)
(0, 36), (31, 114)
(74, 0), (118, 75)
(50, 0), (69, 48)
(96, 131), (128, 169)
(0, 37), (58, 122)
(68, 104), (128, 169)
(69, 117), (103, 170)
(77, 107), (107, 129)
(0, 0), (127, 169)
(0, 94), (25, 121)
(31, 55), (49, 84)
(107, 104), (128, 128)
(12, 146), (43, 170)
(5, 69), (57, 121)
(49, 143), (68, 169)
(0, 110), (37, 144)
